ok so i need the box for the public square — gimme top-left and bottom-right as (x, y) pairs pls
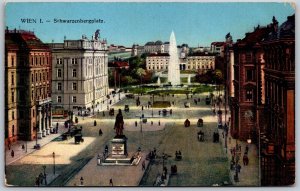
(5, 90), (259, 186)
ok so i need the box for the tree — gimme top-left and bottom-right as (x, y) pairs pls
(136, 68), (146, 84)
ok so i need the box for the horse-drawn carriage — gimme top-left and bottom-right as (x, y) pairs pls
(197, 131), (204, 142)
(74, 133), (84, 144)
(124, 105), (129, 112)
(205, 97), (211, 105)
(197, 118), (203, 127)
(184, 102), (190, 108)
(109, 108), (115, 116)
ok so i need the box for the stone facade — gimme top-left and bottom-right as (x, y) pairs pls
(186, 52), (215, 73)
(146, 53), (169, 71)
(5, 29), (52, 142)
(50, 34), (109, 112)
(260, 15), (295, 186)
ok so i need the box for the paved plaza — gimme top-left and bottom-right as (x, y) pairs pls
(5, 91), (259, 186)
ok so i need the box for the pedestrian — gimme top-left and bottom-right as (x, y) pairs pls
(22, 144), (25, 150)
(245, 145), (249, 153)
(35, 176), (40, 186)
(159, 110), (161, 115)
(170, 109), (172, 115)
(151, 121), (153, 125)
(243, 154), (247, 166)
(103, 111), (105, 117)
(99, 129), (103, 136)
(142, 160), (145, 170)
(236, 163), (241, 173)
(158, 120), (161, 126)
(11, 150), (14, 158)
(135, 121), (138, 127)
(142, 106), (144, 110)
(109, 178), (113, 186)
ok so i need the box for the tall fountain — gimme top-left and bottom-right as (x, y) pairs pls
(168, 31), (181, 86)
(157, 76), (161, 86)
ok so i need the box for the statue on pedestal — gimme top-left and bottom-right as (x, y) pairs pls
(114, 109), (124, 137)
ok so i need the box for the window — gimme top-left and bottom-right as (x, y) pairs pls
(57, 69), (62, 78)
(246, 69), (254, 82)
(72, 96), (77, 103)
(57, 58), (62, 65)
(39, 73), (42, 81)
(11, 57), (14, 67)
(12, 111), (15, 120)
(32, 90), (34, 100)
(12, 125), (15, 136)
(246, 52), (252, 63)
(72, 69), (77, 77)
(72, 82), (77, 90)
(32, 74), (34, 83)
(11, 92), (14, 102)
(57, 83), (62, 91)
(11, 73), (14, 85)
(246, 90), (253, 101)
(71, 58), (77, 65)
(57, 96), (62, 103)
(35, 73), (38, 81)
(33, 109), (35, 117)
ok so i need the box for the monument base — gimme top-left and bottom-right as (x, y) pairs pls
(101, 135), (141, 166)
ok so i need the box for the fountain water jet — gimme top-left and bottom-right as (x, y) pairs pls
(168, 31), (181, 86)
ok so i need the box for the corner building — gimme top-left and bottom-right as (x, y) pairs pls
(5, 29), (52, 142)
(50, 34), (109, 112)
(260, 15), (295, 186)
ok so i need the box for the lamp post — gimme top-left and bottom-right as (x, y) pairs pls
(52, 152), (55, 175)
(42, 165), (47, 185)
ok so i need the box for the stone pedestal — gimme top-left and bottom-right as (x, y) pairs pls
(111, 135), (128, 157)
(42, 130), (46, 137)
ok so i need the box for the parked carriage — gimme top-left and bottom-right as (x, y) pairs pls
(184, 102), (190, 108)
(197, 118), (203, 127)
(124, 105), (129, 112)
(205, 97), (211, 105)
(109, 108), (115, 116)
(74, 133), (84, 144)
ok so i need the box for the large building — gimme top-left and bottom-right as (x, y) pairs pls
(50, 31), (109, 113)
(230, 24), (272, 141)
(144, 41), (169, 54)
(146, 53), (169, 71)
(211, 42), (225, 57)
(131, 44), (144, 57)
(5, 28), (52, 143)
(260, 15), (295, 186)
(186, 52), (215, 73)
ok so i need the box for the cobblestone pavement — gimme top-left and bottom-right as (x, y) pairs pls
(218, 108), (259, 186)
(5, 91), (259, 186)
(5, 122), (68, 166)
(66, 152), (149, 186)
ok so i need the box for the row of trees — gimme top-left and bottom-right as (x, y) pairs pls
(108, 55), (155, 87)
(195, 69), (224, 85)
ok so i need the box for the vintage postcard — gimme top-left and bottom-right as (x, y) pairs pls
(4, 1), (295, 187)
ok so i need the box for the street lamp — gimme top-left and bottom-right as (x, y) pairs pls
(52, 152), (55, 175)
(42, 165), (47, 185)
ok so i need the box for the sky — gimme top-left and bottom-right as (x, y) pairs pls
(5, 2), (295, 47)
